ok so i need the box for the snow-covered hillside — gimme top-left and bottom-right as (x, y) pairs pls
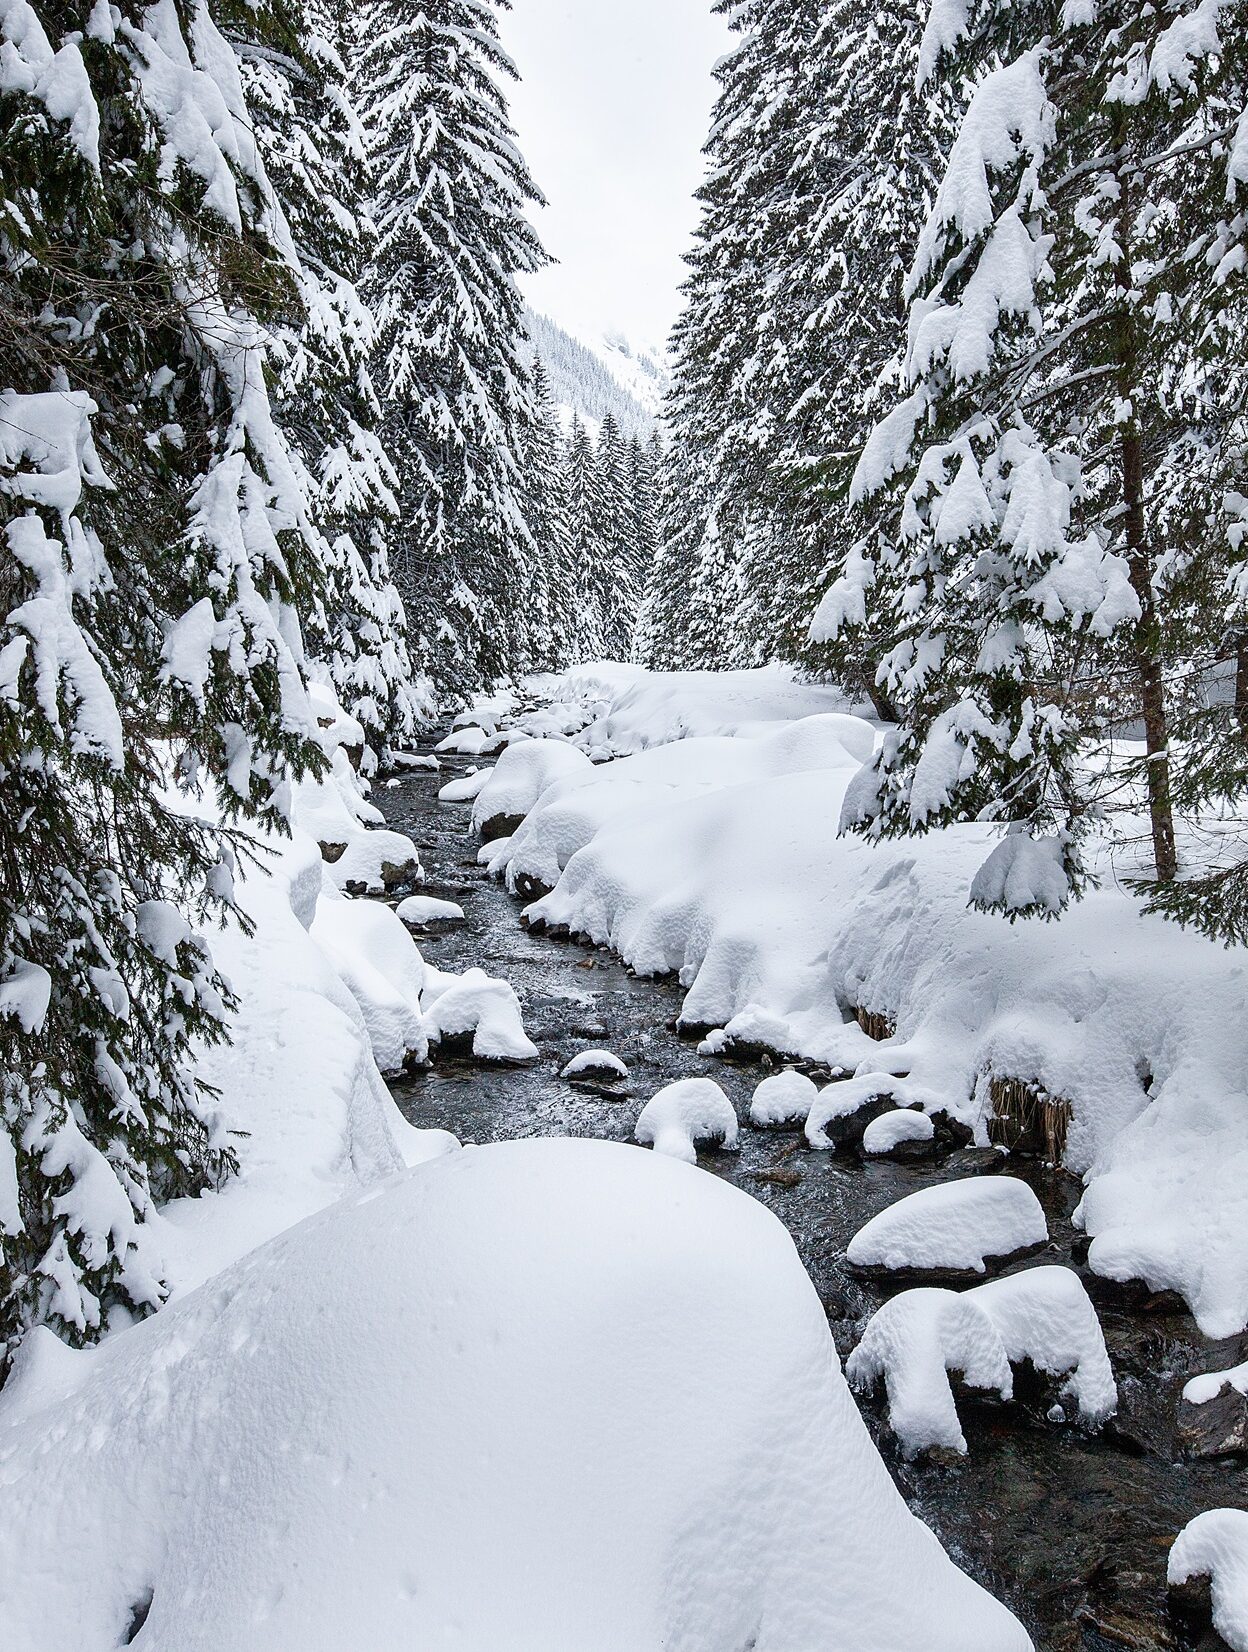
(525, 308), (667, 436)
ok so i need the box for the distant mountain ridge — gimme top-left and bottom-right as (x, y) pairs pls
(524, 309), (668, 438)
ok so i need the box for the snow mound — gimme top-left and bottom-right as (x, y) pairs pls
(968, 1267), (1116, 1424)
(577, 665), (857, 756)
(846, 1178), (1048, 1275)
(438, 766), (492, 801)
(421, 967), (538, 1063)
(635, 1078), (739, 1163)
(310, 881), (427, 1074)
(846, 1287), (1013, 1456)
(561, 1048), (629, 1079)
(388, 751), (439, 772)
(396, 895), (465, 927)
(495, 711), (875, 897)
(750, 1069), (820, 1126)
(290, 682), (422, 895)
(1184, 1358), (1248, 1407)
(0, 1139), (1029, 1652)
(1169, 1509), (1248, 1652)
(863, 1109), (937, 1154)
(436, 723), (497, 755)
(471, 736), (593, 838)
(847, 1268), (1115, 1456)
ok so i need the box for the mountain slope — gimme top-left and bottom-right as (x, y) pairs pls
(524, 309), (667, 437)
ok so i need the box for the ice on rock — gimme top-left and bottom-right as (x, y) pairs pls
(421, 966), (539, 1063)
(561, 1049), (629, 1080)
(438, 766), (492, 802)
(846, 1288), (1014, 1457)
(968, 1267), (1116, 1423)
(635, 1078), (739, 1164)
(1169, 1509), (1248, 1652)
(0, 1139), (1030, 1652)
(471, 736), (594, 839)
(750, 1069), (820, 1127)
(846, 1176), (1048, 1276)
(396, 895), (465, 927)
(862, 1108), (936, 1155)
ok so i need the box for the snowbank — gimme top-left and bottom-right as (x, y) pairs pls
(635, 1077), (740, 1163)
(750, 1068), (820, 1126)
(470, 735), (593, 838)
(495, 711), (872, 897)
(0, 1139), (1029, 1652)
(518, 668), (1248, 1335)
(845, 1178), (1048, 1276)
(156, 821), (450, 1296)
(310, 882), (427, 1074)
(1169, 1509), (1248, 1652)
(571, 664), (859, 755)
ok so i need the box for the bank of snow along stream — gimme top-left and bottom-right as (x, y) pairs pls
(385, 664), (1248, 1652)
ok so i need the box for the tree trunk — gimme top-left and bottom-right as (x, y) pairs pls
(1112, 127), (1177, 885)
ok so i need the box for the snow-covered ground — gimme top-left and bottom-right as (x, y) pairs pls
(477, 664), (1248, 1338)
(0, 1138), (1029, 1651)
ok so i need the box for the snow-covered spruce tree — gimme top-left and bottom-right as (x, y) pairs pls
(232, 0), (429, 764)
(360, 0), (545, 699)
(1, 0), (328, 1362)
(593, 413), (639, 660)
(520, 356), (573, 671)
(563, 414), (608, 659)
(830, 0), (1248, 923)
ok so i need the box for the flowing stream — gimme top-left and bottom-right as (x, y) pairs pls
(385, 740), (1244, 1652)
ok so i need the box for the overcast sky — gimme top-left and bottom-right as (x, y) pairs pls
(499, 1), (733, 349)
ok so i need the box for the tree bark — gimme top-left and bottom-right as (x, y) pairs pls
(1112, 127), (1177, 884)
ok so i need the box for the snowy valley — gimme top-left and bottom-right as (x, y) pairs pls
(4, 0), (1248, 1648)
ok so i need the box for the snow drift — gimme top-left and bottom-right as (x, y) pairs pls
(0, 1138), (1029, 1652)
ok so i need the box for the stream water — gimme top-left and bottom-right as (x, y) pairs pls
(384, 741), (1245, 1652)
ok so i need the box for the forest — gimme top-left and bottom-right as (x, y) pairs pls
(2, 0), (1247, 1648)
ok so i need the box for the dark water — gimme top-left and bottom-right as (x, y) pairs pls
(383, 744), (1245, 1652)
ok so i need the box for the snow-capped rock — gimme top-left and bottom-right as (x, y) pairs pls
(635, 1078), (739, 1164)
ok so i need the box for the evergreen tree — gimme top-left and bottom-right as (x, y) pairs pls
(594, 413), (639, 659)
(563, 414), (609, 659)
(233, 0), (429, 764)
(360, 0), (545, 698)
(1, 0), (328, 1361)
(830, 0), (1248, 926)
(521, 356), (573, 671)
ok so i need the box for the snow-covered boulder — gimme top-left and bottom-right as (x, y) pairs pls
(750, 1068), (819, 1127)
(967, 1267), (1116, 1425)
(1168, 1509), (1248, 1652)
(561, 1049), (629, 1080)
(436, 723), (495, 755)
(311, 880), (428, 1074)
(862, 1108), (936, 1156)
(421, 966), (538, 1063)
(471, 737), (594, 840)
(1178, 1358), (1248, 1459)
(0, 1140), (1029, 1652)
(846, 1178), (1048, 1279)
(846, 1288), (1014, 1457)
(635, 1078), (739, 1163)
(438, 766), (492, 802)
(396, 895), (466, 928)
(847, 1268), (1115, 1457)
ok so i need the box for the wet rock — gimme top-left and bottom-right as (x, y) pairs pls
(1177, 1381), (1248, 1460)
(319, 839), (347, 864)
(820, 1094), (897, 1149)
(1074, 1601), (1178, 1649)
(747, 1166), (803, 1191)
(478, 811), (524, 843)
(1167, 1570), (1233, 1651)
(567, 1080), (632, 1103)
(944, 1146), (1010, 1176)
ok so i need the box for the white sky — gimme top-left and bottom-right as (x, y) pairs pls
(500, 1), (733, 349)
